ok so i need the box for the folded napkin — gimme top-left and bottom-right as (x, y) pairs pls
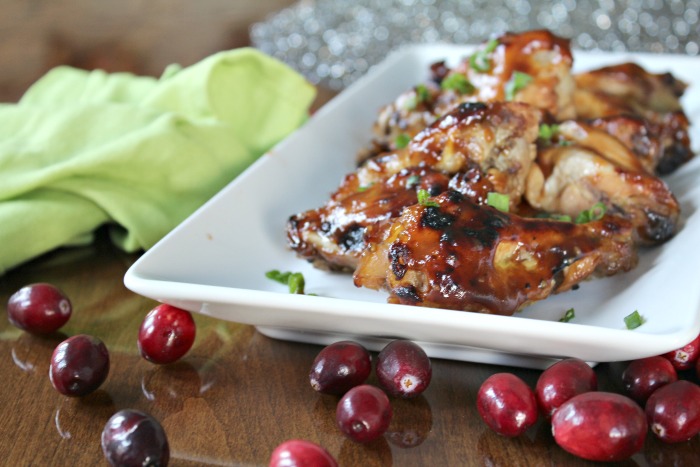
(0, 48), (316, 274)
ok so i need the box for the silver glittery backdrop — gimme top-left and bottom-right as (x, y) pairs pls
(251, 0), (700, 90)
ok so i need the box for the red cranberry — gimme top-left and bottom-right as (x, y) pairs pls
(101, 409), (169, 467)
(477, 373), (538, 437)
(376, 340), (431, 398)
(336, 384), (392, 443)
(49, 334), (110, 397)
(7, 283), (72, 334)
(309, 341), (371, 395)
(622, 356), (677, 403)
(269, 439), (337, 467)
(138, 304), (196, 364)
(645, 380), (700, 443)
(552, 392), (647, 462)
(660, 333), (700, 371)
(535, 358), (597, 419)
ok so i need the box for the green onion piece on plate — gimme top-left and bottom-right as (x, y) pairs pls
(266, 270), (306, 294)
(265, 269), (291, 285)
(559, 308), (575, 323)
(624, 310), (645, 329)
(287, 272), (305, 295)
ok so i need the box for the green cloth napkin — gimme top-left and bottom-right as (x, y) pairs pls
(0, 48), (316, 274)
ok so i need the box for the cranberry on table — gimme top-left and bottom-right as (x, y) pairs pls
(309, 340), (371, 395)
(49, 334), (110, 397)
(551, 392), (647, 462)
(138, 304), (196, 364)
(622, 356), (677, 403)
(336, 384), (392, 443)
(660, 333), (700, 371)
(269, 439), (337, 467)
(6, 283), (72, 334)
(376, 339), (432, 398)
(645, 380), (700, 443)
(535, 358), (597, 419)
(101, 409), (169, 467)
(477, 373), (538, 437)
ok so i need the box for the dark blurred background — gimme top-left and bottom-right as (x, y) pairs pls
(0, 0), (297, 101)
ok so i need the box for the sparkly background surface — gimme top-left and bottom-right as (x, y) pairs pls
(251, 0), (700, 90)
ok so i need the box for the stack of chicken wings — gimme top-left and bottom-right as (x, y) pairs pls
(286, 29), (693, 316)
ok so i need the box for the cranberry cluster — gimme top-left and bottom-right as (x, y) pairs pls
(6, 283), (197, 467)
(270, 338), (432, 466)
(476, 334), (700, 462)
(8, 282), (700, 465)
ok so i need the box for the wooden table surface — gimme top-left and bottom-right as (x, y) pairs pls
(1, 2), (699, 466)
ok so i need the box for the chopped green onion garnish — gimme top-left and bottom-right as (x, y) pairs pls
(415, 84), (431, 103)
(406, 175), (421, 188)
(538, 123), (560, 141)
(534, 212), (572, 222)
(552, 214), (572, 222)
(265, 270), (306, 294)
(394, 133), (411, 149)
(405, 84), (432, 109)
(469, 38), (499, 72)
(559, 308), (575, 323)
(287, 272), (305, 295)
(417, 189), (439, 207)
(624, 310), (645, 330)
(265, 269), (291, 284)
(575, 202), (607, 224)
(357, 183), (374, 192)
(504, 71), (533, 101)
(441, 73), (475, 95)
(487, 192), (509, 212)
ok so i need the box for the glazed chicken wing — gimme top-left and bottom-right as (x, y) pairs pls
(573, 62), (692, 173)
(284, 28), (693, 318)
(526, 126), (680, 244)
(353, 190), (637, 316)
(287, 167), (453, 271)
(368, 30), (574, 156)
(287, 101), (540, 270)
(357, 102), (541, 206)
(574, 62), (686, 117)
(586, 113), (692, 175)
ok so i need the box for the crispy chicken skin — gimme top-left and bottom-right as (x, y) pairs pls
(574, 62), (686, 117)
(353, 190), (637, 316)
(357, 102), (541, 206)
(526, 132), (680, 245)
(456, 29), (575, 119)
(587, 113), (692, 175)
(368, 30), (574, 155)
(287, 102), (540, 270)
(573, 62), (692, 173)
(287, 167), (453, 271)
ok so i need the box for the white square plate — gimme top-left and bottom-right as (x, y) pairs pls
(125, 45), (700, 368)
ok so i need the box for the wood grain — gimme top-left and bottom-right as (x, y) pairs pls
(1, 2), (699, 465)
